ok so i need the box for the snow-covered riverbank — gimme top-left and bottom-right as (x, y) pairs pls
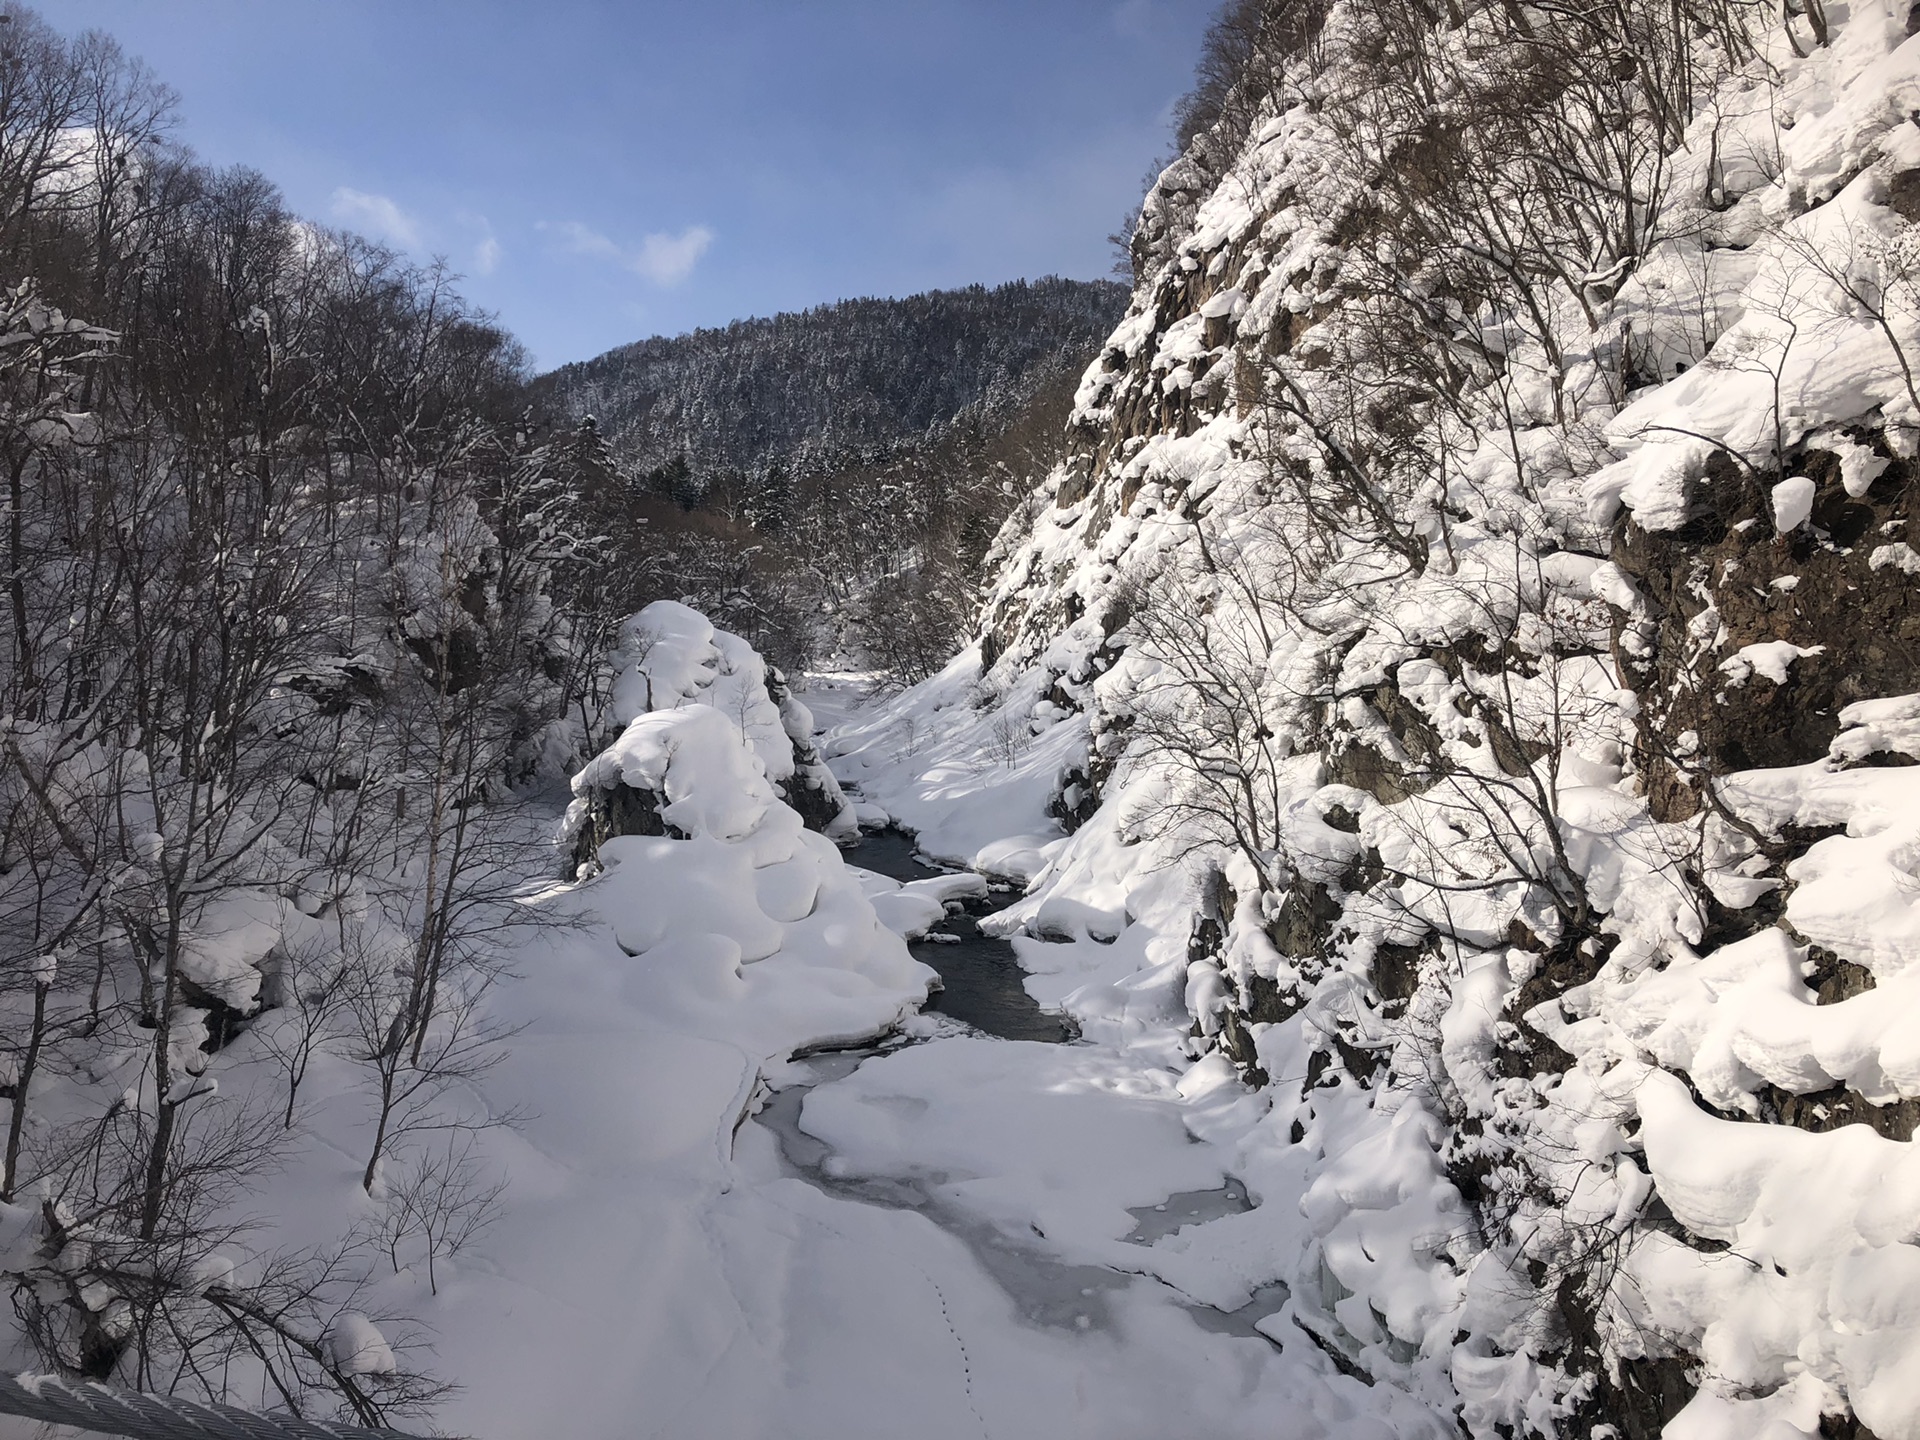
(429, 654), (1454, 1438)
(0, 625), (1448, 1440)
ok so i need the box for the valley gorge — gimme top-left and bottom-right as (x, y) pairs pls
(9, 1), (1920, 1437)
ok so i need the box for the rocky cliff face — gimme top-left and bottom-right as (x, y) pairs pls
(872, 1), (1920, 1434)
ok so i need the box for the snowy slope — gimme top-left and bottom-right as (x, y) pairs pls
(830, 1), (1920, 1435)
(3, 603), (1467, 1440)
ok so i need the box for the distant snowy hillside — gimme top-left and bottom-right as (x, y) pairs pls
(833, 0), (1920, 1436)
(535, 276), (1126, 483)
(530, 280), (1123, 684)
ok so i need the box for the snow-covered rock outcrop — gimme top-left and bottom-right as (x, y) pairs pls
(567, 601), (856, 871)
(835, 3), (1920, 1435)
(561, 601), (929, 1052)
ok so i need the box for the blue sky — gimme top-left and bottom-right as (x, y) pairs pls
(34, 1), (1215, 368)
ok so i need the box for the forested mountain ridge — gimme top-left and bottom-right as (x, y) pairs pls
(535, 277), (1126, 482)
(532, 279), (1123, 685)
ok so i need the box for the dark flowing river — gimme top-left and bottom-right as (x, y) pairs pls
(839, 829), (1074, 1044)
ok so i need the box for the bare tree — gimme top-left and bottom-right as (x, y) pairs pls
(377, 1135), (505, 1296)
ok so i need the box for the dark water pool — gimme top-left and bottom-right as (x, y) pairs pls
(840, 829), (1074, 1045)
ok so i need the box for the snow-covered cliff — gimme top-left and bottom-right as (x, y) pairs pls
(836, 2), (1920, 1434)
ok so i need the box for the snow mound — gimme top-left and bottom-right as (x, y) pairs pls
(561, 604), (937, 1057)
(322, 1313), (396, 1377)
(606, 600), (856, 837)
(574, 703), (774, 843)
(857, 869), (991, 940)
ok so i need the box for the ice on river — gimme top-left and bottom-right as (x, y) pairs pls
(404, 674), (1453, 1438)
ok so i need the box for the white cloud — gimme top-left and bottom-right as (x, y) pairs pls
(456, 212), (502, 276)
(539, 219), (712, 286)
(631, 225), (713, 285)
(542, 219), (622, 261)
(329, 187), (422, 250)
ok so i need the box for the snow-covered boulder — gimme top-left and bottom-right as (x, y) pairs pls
(603, 601), (855, 839)
(572, 703), (775, 848)
(560, 626), (936, 1057)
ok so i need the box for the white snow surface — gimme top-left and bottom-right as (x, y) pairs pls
(0, 606), (1471, 1440)
(813, 663), (1077, 879)
(412, 630), (1451, 1437)
(601, 600), (858, 838)
(798, 4), (1920, 1435)
(857, 867), (991, 941)
(386, 6), (1920, 1433)
(574, 702), (777, 842)
(14, 0), (1920, 1433)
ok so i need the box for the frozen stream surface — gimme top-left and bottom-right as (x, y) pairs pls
(745, 829), (1283, 1341)
(360, 669), (1466, 1440)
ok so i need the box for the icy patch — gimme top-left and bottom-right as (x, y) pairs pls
(1125, 1184), (1255, 1244)
(1870, 542), (1920, 575)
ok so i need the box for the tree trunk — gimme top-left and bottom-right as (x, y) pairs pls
(2, 980), (49, 1203)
